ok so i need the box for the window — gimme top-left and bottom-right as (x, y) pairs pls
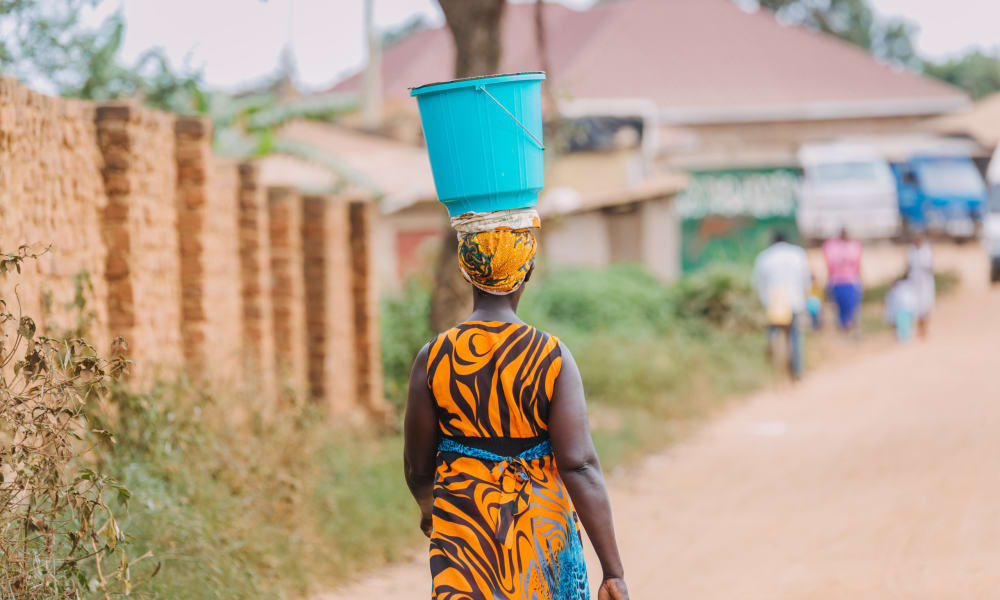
(809, 162), (884, 183)
(915, 160), (986, 197)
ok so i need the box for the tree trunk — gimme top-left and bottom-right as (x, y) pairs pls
(429, 0), (506, 333)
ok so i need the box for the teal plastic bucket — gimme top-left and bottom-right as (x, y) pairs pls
(410, 72), (545, 217)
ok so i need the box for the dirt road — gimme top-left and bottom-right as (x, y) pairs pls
(319, 245), (999, 599)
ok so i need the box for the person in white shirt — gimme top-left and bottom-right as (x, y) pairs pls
(752, 231), (812, 379)
(906, 231), (935, 339)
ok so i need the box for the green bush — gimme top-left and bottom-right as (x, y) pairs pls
(380, 279), (433, 413)
(105, 378), (419, 599)
(380, 264), (770, 414)
(669, 265), (762, 331)
(519, 264), (675, 334)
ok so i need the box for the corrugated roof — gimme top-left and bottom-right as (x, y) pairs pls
(329, 0), (967, 123)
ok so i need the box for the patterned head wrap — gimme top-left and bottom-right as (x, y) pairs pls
(457, 229), (537, 295)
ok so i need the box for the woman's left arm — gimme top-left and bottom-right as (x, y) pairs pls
(403, 342), (438, 537)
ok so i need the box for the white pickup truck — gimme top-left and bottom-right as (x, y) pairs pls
(796, 142), (901, 243)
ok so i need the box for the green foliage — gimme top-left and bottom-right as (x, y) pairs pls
(669, 266), (762, 331)
(519, 264), (675, 334)
(381, 264), (771, 415)
(245, 94), (359, 132)
(381, 15), (430, 47)
(381, 279), (433, 414)
(96, 377), (417, 599)
(0, 1), (205, 114)
(923, 50), (1000, 100)
(0, 248), (145, 598)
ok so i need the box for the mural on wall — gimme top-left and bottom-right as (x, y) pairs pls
(676, 168), (800, 272)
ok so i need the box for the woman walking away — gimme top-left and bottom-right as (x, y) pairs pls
(404, 222), (629, 600)
(907, 231), (935, 338)
(822, 227), (863, 332)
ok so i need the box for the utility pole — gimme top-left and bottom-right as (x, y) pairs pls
(362, 0), (383, 131)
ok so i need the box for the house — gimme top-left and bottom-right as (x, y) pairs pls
(330, 0), (967, 163)
(327, 0), (969, 271)
(540, 157), (688, 281)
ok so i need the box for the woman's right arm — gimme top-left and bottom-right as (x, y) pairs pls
(549, 342), (629, 600)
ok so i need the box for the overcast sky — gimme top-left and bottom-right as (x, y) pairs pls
(100, 0), (1000, 92)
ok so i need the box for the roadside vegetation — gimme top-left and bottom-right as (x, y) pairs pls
(3, 252), (959, 599)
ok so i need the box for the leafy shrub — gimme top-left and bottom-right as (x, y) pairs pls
(380, 264), (768, 412)
(0, 248), (145, 598)
(668, 265), (762, 331)
(102, 378), (417, 599)
(519, 264), (675, 334)
(380, 279), (433, 414)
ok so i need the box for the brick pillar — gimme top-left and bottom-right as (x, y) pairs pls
(238, 163), (275, 387)
(302, 195), (355, 414)
(96, 105), (136, 358)
(268, 186), (307, 390)
(174, 116), (212, 370)
(95, 102), (182, 381)
(349, 200), (387, 417)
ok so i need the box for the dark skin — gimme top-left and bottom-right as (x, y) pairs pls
(404, 268), (629, 600)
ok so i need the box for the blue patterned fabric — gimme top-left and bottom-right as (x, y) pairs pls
(438, 437), (553, 462)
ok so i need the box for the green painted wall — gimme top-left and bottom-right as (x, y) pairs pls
(677, 168), (801, 272)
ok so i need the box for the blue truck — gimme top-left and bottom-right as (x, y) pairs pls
(889, 153), (987, 239)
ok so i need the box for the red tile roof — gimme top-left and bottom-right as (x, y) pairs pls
(329, 0), (967, 123)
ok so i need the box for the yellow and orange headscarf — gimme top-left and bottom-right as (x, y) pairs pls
(458, 229), (536, 295)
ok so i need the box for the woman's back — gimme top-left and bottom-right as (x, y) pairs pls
(427, 321), (562, 439)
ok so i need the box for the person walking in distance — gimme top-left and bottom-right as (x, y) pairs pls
(907, 230), (935, 339)
(404, 227), (629, 600)
(753, 231), (812, 379)
(822, 227), (864, 333)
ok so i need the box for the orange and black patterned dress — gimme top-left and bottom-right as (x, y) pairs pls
(426, 321), (589, 600)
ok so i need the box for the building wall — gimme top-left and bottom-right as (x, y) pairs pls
(540, 198), (680, 281)
(376, 201), (447, 294)
(541, 211), (611, 269)
(605, 204), (643, 263)
(0, 78), (383, 418)
(640, 197), (681, 281)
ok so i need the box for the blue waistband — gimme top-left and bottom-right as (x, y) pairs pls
(438, 438), (552, 462)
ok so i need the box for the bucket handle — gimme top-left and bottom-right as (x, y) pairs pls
(476, 84), (545, 150)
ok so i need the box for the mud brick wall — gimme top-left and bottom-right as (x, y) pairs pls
(96, 102), (183, 378)
(268, 186), (307, 390)
(205, 156), (243, 376)
(0, 78), (384, 414)
(302, 195), (355, 414)
(349, 200), (386, 417)
(174, 116), (243, 382)
(0, 77), (110, 350)
(237, 163), (275, 385)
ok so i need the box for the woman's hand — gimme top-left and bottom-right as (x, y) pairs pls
(420, 513), (433, 538)
(598, 577), (629, 600)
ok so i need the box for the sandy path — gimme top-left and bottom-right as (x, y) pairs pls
(318, 244), (999, 599)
